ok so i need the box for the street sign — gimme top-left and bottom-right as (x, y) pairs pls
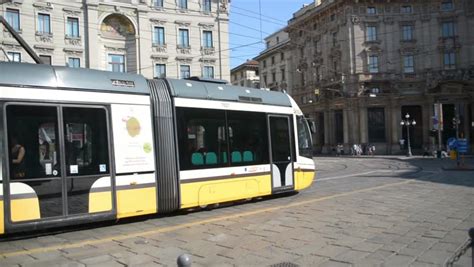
(447, 137), (457, 149)
(457, 138), (468, 153)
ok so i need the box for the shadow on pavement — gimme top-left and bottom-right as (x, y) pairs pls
(317, 155), (474, 188)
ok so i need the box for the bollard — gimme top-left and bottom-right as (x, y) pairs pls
(177, 254), (192, 267)
(470, 228), (474, 267)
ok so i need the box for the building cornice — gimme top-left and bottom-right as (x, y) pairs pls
(254, 40), (290, 60)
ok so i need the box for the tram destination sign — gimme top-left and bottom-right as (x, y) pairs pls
(111, 79), (136, 87)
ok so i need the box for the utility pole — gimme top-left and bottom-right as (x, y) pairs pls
(217, 0), (223, 80)
(436, 100), (443, 154)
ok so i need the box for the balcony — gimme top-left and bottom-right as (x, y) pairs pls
(35, 32), (53, 43)
(152, 44), (167, 53)
(201, 47), (215, 56)
(177, 45), (191, 54)
(65, 35), (82, 46)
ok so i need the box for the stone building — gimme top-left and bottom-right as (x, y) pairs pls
(254, 28), (292, 92)
(287, 0), (474, 154)
(230, 59), (259, 88)
(0, 0), (230, 80)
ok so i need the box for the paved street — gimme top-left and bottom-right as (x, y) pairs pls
(0, 156), (473, 267)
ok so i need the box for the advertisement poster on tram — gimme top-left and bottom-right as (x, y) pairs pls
(111, 104), (155, 173)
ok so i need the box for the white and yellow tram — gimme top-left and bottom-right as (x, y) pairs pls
(0, 62), (315, 235)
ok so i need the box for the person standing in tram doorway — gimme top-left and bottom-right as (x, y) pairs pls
(10, 136), (26, 178)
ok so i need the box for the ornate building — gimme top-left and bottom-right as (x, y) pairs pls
(254, 28), (292, 93)
(1, 0), (230, 80)
(287, 0), (474, 154)
(230, 59), (260, 88)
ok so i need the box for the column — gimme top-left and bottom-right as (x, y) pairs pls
(137, 9), (150, 77)
(343, 108), (349, 145)
(359, 106), (368, 144)
(323, 110), (330, 154)
(422, 101), (432, 148)
(85, 2), (99, 70)
(391, 103), (401, 154)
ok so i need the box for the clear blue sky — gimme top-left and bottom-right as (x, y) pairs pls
(229, 0), (310, 69)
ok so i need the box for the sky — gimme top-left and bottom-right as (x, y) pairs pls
(229, 0), (311, 69)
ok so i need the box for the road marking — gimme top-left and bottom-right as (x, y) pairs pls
(0, 180), (413, 258)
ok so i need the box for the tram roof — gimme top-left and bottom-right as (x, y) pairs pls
(0, 63), (292, 107)
(0, 62), (149, 94)
(165, 78), (292, 107)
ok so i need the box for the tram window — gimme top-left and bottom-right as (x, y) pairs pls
(270, 117), (292, 162)
(176, 108), (227, 170)
(6, 105), (61, 179)
(63, 107), (109, 176)
(227, 111), (269, 165)
(297, 116), (313, 158)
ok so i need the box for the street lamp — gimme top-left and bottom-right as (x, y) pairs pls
(400, 113), (416, 157)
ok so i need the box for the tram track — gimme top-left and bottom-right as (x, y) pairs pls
(0, 179), (414, 259)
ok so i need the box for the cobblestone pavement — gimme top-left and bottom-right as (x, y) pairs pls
(1, 156), (473, 266)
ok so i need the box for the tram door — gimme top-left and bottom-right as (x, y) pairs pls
(268, 115), (294, 191)
(5, 105), (113, 225)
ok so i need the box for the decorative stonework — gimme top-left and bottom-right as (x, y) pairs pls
(351, 16), (360, 25)
(2, 30), (14, 39)
(1, 42), (22, 51)
(35, 32), (54, 43)
(198, 23), (214, 30)
(152, 44), (167, 53)
(176, 56), (192, 64)
(150, 18), (167, 25)
(63, 48), (83, 56)
(175, 20), (191, 27)
(5, 0), (22, 7)
(420, 14), (431, 22)
(219, 0), (229, 14)
(437, 37), (461, 51)
(200, 58), (216, 64)
(63, 8), (82, 16)
(101, 14), (136, 39)
(104, 45), (127, 53)
(383, 17), (394, 25)
(65, 36), (82, 46)
(33, 2), (53, 12)
(151, 55), (168, 63)
(34, 45), (54, 54)
(177, 46), (191, 54)
(201, 47), (215, 56)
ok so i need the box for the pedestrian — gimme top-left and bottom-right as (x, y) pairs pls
(399, 139), (405, 150)
(423, 146), (431, 157)
(10, 136), (26, 178)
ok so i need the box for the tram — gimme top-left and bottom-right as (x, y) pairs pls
(0, 62), (315, 235)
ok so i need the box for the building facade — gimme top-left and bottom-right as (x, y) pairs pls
(287, 0), (474, 154)
(254, 29), (292, 93)
(230, 59), (260, 88)
(0, 0), (230, 80)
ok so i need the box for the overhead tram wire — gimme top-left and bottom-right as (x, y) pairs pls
(29, 0), (471, 47)
(258, 0), (263, 42)
(6, 3), (463, 55)
(132, 40), (263, 74)
(5, 3), (468, 77)
(5, 7), (464, 75)
(231, 5), (289, 25)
